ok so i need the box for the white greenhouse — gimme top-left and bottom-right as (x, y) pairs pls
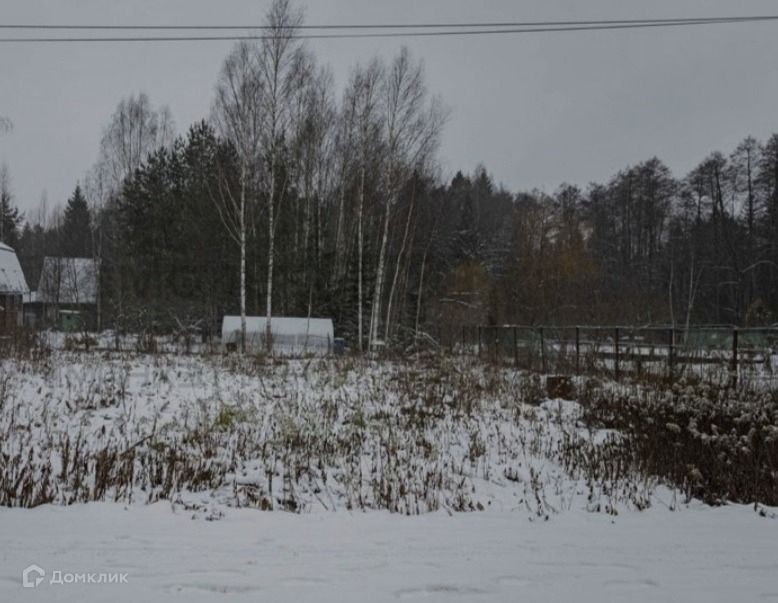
(221, 315), (334, 355)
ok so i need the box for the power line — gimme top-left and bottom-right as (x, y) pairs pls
(0, 15), (777, 30)
(0, 17), (776, 42)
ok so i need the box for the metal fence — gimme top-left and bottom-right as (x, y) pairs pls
(461, 325), (778, 386)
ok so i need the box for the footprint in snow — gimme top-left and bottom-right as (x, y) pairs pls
(394, 584), (490, 598)
(603, 578), (659, 592)
(281, 576), (330, 585)
(494, 575), (531, 587)
(165, 583), (262, 595)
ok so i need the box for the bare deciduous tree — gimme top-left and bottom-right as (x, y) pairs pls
(92, 92), (174, 333)
(98, 93), (175, 192)
(344, 59), (384, 352)
(257, 0), (305, 352)
(211, 42), (264, 353)
(289, 59), (337, 330)
(369, 48), (447, 347)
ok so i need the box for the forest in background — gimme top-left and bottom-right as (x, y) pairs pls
(1, 0), (778, 350)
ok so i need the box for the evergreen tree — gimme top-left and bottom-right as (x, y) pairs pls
(0, 164), (22, 248)
(61, 184), (92, 257)
(448, 172), (479, 263)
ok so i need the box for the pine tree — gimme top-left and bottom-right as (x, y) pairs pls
(448, 172), (480, 264)
(61, 184), (92, 257)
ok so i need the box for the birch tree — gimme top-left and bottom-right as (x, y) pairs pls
(369, 48), (446, 348)
(345, 59), (384, 351)
(290, 60), (336, 320)
(211, 42), (263, 352)
(729, 137), (762, 303)
(257, 0), (305, 353)
(83, 161), (114, 331)
(93, 93), (174, 333)
(331, 84), (357, 289)
(98, 93), (175, 191)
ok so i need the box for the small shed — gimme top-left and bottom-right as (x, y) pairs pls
(221, 316), (334, 355)
(0, 243), (29, 332)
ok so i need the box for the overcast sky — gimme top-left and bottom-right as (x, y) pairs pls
(2, 0), (778, 214)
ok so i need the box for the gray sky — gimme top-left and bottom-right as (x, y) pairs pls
(2, 0), (778, 214)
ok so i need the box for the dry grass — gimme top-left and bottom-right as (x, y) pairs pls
(1, 345), (772, 515)
(578, 378), (778, 509)
(0, 351), (658, 515)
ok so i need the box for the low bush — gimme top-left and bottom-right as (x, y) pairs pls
(579, 379), (778, 507)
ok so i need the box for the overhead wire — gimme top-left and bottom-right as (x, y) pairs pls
(0, 15), (776, 42)
(1, 15), (778, 30)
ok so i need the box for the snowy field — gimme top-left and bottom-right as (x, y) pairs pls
(0, 351), (776, 601)
(2, 500), (777, 602)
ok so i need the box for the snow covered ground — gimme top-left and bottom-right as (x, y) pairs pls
(1, 352), (776, 601)
(1, 501), (777, 602)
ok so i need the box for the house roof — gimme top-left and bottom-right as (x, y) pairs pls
(0, 243), (29, 294)
(37, 257), (98, 304)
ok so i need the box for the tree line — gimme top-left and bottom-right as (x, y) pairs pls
(2, 0), (778, 349)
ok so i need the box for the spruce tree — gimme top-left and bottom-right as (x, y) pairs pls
(62, 184), (92, 257)
(0, 174), (21, 248)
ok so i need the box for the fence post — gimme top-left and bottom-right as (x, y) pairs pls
(575, 327), (581, 375)
(667, 328), (674, 383)
(614, 327), (620, 381)
(477, 326), (482, 358)
(527, 329), (533, 371)
(539, 327), (546, 372)
(462, 325), (466, 355)
(513, 326), (518, 368)
(731, 327), (739, 386)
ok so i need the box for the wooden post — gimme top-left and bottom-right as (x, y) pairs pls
(575, 327), (581, 375)
(539, 327), (546, 372)
(527, 329), (533, 371)
(731, 328), (739, 386)
(462, 325), (466, 355)
(513, 326), (519, 368)
(614, 327), (620, 381)
(667, 328), (674, 383)
(634, 329), (642, 380)
(477, 326), (482, 358)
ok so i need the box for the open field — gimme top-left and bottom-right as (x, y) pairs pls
(0, 350), (776, 601)
(1, 351), (652, 514)
(1, 349), (776, 510)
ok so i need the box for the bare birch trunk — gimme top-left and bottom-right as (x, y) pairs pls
(370, 193), (392, 347)
(357, 165), (365, 352)
(266, 160), (275, 354)
(684, 251), (699, 345)
(414, 239), (430, 336)
(668, 258), (675, 329)
(384, 184), (415, 341)
(333, 181), (346, 284)
(239, 162), (247, 353)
